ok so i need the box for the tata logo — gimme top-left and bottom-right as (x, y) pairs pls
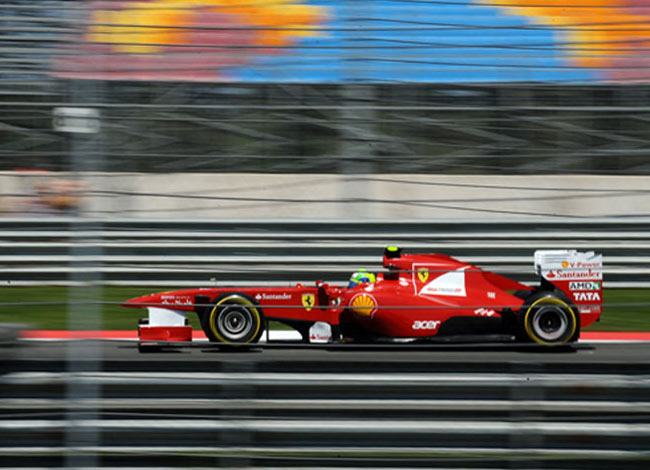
(573, 292), (601, 302)
(412, 320), (440, 330)
(569, 282), (600, 291)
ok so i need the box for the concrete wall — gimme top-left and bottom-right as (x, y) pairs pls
(2, 172), (650, 219)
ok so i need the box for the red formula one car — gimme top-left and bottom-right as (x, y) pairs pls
(123, 246), (603, 348)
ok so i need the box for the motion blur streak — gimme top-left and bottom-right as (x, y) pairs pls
(1, 343), (650, 469)
(2, 1), (650, 469)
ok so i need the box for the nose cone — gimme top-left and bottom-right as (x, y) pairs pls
(121, 290), (196, 310)
(121, 293), (162, 309)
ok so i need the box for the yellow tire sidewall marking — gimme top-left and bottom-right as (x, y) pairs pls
(209, 295), (261, 344)
(524, 296), (577, 345)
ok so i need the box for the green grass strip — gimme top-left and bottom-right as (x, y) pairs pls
(0, 286), (648, 331)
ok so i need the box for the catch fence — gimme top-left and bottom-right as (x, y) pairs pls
(1, 217), (648, 287)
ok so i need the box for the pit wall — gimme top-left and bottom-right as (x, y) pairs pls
(2, 172), (649, 219)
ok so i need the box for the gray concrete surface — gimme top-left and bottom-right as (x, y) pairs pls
(3, 341), (650, 373)
(3, 172), (650, 219)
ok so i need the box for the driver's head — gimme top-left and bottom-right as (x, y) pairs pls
(348, 269), (376, 288)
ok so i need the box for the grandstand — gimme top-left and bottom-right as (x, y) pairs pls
(1, 0), (649, 176)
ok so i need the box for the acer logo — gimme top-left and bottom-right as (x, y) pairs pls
(412, 320), (440, 330)
(573, 292), (601, 302)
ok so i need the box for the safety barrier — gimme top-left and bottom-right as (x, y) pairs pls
(1, 217), (649, 287)
(1, 348), (649, 469)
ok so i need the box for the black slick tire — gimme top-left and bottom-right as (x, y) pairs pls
(201, 293), (264, 344)
(519, 291), (579, 345)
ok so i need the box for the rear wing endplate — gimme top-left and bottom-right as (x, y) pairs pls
(534, 250), (603, 316)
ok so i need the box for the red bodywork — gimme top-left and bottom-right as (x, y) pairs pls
(123, 249), (602, 343)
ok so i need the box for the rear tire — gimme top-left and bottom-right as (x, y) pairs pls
(201, 293), (264, 344)
(519, 291), (579, 345)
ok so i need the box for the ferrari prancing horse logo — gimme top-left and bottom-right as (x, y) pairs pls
(302, 293), (315, 311)
(417, 268), (429, 283)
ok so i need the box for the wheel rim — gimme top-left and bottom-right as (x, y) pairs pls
(531, 305), (568, 341)
(217, 306), (252, 341)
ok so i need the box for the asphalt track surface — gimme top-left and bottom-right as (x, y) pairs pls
(3, 340), (650, 373)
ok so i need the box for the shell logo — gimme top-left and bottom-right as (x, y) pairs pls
(562, 261), (569, 268)
(350, 293), (377, 317)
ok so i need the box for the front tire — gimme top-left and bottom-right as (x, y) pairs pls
(519, 292), (579, 345)
(202, 294), (264, 344)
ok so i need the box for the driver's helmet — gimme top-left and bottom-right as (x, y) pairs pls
(348, 269), (376, 288)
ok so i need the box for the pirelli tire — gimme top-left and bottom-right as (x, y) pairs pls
(519, 291), (580, 346)
(201, 293), (264, 344)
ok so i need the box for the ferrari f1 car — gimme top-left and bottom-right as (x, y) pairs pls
(123, 247), (603, 348)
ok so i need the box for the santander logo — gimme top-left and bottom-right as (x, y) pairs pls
(544, 268), (601, 280)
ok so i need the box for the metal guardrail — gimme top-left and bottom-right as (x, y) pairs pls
(1, 360), (649, 469)
(1, 217), (649, 287)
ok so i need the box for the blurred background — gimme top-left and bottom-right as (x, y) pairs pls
(2, 0), (650, 220)
(1, 1), (650, 469)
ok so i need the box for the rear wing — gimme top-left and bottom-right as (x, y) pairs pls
(534, 250), (603, 318)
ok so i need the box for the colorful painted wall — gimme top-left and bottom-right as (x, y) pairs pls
(52, 0), (650, 83)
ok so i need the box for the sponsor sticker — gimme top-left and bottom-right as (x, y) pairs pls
(309, 321), (332, 344)
(254, 293), (292, 301)
(569, 281), (600, 291)
(572, 291), (601, 302)
(301, 293), (315, 311)
(160, 295), (193, 306)
(545, 268), (602, 280)
(350, 293), (378, 317)
(474, 308), (496, 317)
(417, 267), (467, 297)
(579, 305), (602, 314)
(570, 261), (601, 269)
(412, 320), (441, 330)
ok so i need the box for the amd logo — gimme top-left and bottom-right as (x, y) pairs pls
(569, 282), (600, 291)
